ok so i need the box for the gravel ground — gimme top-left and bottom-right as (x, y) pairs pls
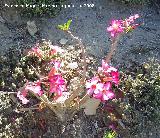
(0, 0), (160, 137)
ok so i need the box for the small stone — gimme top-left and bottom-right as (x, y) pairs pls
(27, 21), (38, 37)
(59, 38), (68, 45)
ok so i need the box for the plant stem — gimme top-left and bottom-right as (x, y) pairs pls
(79, 94), (90, 106)
(64, 30), (87, 104)
(105, 35), (120, 63)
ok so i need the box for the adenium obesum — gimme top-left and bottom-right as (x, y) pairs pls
(18, 44), (66, 104)
(86, 60), (119, 101)
(107, 14), (140, 37)
(17, 14), (140, 121)
(18, 47), (120, 104)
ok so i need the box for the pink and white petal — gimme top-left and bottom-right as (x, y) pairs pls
(17, 91), (29, 104)
(96, 83), (104, 91)
(106, 91), (115, 99)
(86, 81), (92, 89)
(117, 28), (124, 32)
(55, 92), (70, 103)
(111, 32), (116, 37)
(26, 85), (43, 96)
(91, 77), (100, 83)
(87, 89), (94, 95)
(102, 94), (110, 101)
(93, 88), (101, 94)
(54, 61), (61, 69)
(98, 67), (103, 73)
(107, 26), (113, 32)
(93, 92), (103, 100)
(104, 82), (112, 90)
(134, 14), (139, 19)
(102, 60), (109, 69)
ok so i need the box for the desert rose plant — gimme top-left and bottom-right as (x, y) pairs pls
(17, 14), (140, 121)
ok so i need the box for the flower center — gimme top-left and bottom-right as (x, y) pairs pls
(113, 23), (119, 30)
(91, 85), (96, 89)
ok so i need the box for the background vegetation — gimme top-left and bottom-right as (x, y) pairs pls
(117, 0), (150, 4)
(16, 0), (66, 17)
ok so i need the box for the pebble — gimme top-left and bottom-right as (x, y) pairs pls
(27, 21), (38, 37)
(59, 38), (68, 45)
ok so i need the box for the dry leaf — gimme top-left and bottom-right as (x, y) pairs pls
(82, 98), (100, 115)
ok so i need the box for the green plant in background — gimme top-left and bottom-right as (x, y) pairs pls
(16, 0), (66, 17)
(103, 130), (117, 138)
(121, 59), (160, 133)
(117, 0), (150, 4)
(58, 19), (72, 31)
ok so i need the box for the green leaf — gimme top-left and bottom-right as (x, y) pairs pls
(58, 25), (65, 30)
(57, 19), (72, 31)
(66, 19), (72, 30)
(103, 131), (117, 138)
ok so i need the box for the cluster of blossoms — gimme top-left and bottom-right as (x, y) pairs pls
(107, 14), (140, 37)
(86, 60), (119, 101)
(17, 44), (66, 104)
(28, 43), (64, 59)
(17, 14), (139, 106)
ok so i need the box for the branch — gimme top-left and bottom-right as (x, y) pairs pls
(105, 35), (121, 63)
(64, 30), (87, 104)
(79, 94), (90, 107)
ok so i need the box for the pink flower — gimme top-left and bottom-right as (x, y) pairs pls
(128, 14), (139, 23)
(107, 20), (124, 37)
(123, 14), (140, 31)
(49, 45), (64, 54)
(93, 82), (115, 101)
(98, 60), (119, 85)
(110, 71), (119, 85)
(26, 81), (43, 96)
(48, 74), (66, 98)
(17, 81), (44, 104)
(28, 47), (43, 58)
(49, 61), (62, 75)
(86, 60), (119, 101)
(54, 61), (61, 69)
(17, 87), (29, 104)
(86, 78), (115, 101)
(107, 14), (140, 36)
(98, 60), (117, 73)
(86, 77), (100, 95)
